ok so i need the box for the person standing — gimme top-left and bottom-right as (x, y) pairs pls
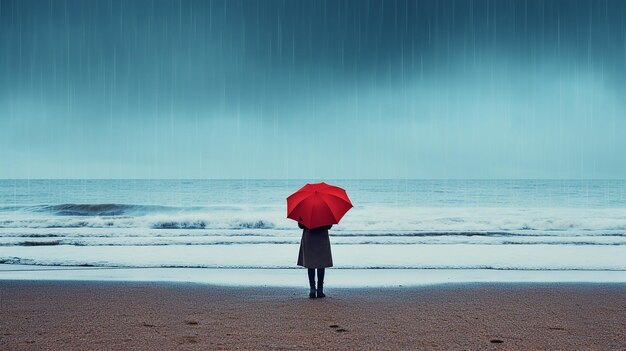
(297, 222), (333, 298)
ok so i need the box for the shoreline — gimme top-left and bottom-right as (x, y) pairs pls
(2, 264), (626, 287)
(0, 281), (624, 350)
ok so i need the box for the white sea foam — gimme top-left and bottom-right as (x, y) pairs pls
(2, 206), (626, 234)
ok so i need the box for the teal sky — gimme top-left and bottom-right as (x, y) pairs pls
(1, 0), (625, 179)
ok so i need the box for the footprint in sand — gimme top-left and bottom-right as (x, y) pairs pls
(329, 325), (347, 332)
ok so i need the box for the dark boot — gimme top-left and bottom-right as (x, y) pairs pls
(316, 281), (326, 298)
(307, 268), (316, 298)
(316, 268), (326, 298)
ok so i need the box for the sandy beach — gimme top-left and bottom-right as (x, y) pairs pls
(0, 281), (624, 350)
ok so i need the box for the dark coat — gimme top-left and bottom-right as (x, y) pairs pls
(296, 223), (333, 269)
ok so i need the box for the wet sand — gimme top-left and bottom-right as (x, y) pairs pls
(0, 281), (624, 350)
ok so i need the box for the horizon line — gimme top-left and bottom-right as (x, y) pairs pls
(1, 178), (625, 181)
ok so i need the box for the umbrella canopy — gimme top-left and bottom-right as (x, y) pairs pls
(287, 182), (353, 229)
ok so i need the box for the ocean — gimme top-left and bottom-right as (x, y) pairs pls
(1, 179), (625, 272)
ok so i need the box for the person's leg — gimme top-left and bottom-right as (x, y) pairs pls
(316, 268), (326, 298)
(307, 268), (316, 298)
(317, 268), (325, 284)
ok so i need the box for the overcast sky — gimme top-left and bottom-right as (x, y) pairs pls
(1, 0), (625, 179)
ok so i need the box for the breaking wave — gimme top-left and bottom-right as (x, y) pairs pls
(5, 203), (189, 216)
(2, 203), (626, 235)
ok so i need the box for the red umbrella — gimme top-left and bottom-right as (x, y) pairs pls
(287, 182), (353, 229)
